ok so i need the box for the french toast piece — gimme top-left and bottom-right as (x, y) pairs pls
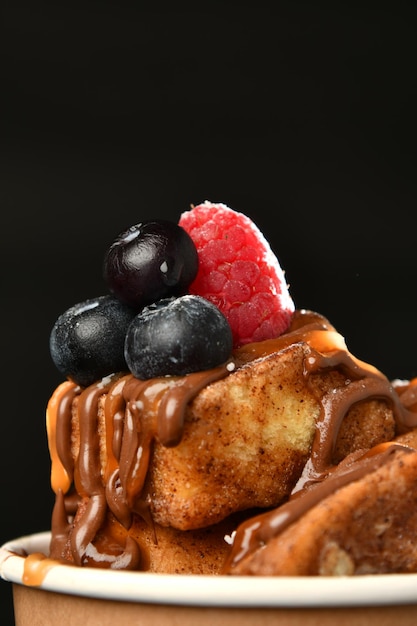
(146, 343), (395, 530)
(127, 514), (239, 574)
(229, 447), (417, 576)
(50, 337), (398, 572)
(65, 342), (396, 533)
(59, 497), (243, 574)
(146, 343), (320, 529)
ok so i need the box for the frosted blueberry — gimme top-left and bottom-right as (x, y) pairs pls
(50, 295), (136, 387)
(124, 295), (233, 379)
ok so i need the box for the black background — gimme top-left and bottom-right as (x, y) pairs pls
(1, 3), (416, 623)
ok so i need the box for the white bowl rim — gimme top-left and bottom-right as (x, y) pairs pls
(2, 531), (417, 608)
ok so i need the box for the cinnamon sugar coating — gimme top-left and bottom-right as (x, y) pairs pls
(230, 447), (417, 576)
(46, 311), (417, 573)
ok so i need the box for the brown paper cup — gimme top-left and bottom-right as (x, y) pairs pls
(3, 532), (417, 626)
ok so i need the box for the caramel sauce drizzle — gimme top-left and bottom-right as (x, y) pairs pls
(22, 553), (62, 587)
(46, 362), (231, 573)
(31, 309), (417, 583)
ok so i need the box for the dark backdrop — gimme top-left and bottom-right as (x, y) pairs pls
(1, 3), (416, 623)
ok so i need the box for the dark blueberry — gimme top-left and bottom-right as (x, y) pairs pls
(49, 295), (137, 387)
(103, 220), (199, 308)
(124, 295), (233, 379)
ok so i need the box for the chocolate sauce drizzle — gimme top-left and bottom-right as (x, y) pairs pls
(221, 442), (416, 573)
(46, 309), (417, 572)
(48, 366), (231, 568)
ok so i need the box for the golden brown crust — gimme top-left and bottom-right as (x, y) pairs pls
(230, 448), (417, 576)
(57, 498), (248, 575)
(145, 344), (396, 529)
(71, 344), (398, 533)
(54, 339), (401, 573)
(127, 513), (245, 574)
(308, 367), (396, 464)
(147, 344), (319, 529)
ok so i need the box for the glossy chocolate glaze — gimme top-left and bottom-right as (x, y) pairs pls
(47, 366), (232, 569)
(42, 309), (417, 577)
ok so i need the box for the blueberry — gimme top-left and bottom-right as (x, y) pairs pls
(50, 295), (137, 387)
(124, 295), (233, 379)
(103, 220), (199, 308)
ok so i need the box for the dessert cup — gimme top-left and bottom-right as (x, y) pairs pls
(2, 531), (417, 626)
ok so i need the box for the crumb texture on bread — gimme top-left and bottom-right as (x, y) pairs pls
(46, 310), (417, 573)
(228, 448), (417, 575)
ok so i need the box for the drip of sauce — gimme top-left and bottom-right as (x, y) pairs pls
(46, 380), (80, 494)
(46, 362), (232, 573)
(23, 553), (62, 587)
(26, 309), (417, 585)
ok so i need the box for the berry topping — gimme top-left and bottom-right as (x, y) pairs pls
(49, 295), (137, 387)
(103, 220), (199, 309)
(179, 201), (295, 347)
(124, 295), (233, 380)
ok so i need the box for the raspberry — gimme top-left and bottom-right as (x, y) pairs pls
(179, 201), (295, 348)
